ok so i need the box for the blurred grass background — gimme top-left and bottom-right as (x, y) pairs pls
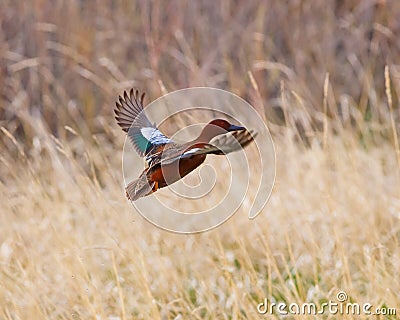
(1, 0), (400, 319)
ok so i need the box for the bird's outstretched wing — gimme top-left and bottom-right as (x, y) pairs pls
(160, 130), (257, 165)
(207, 129), (256, 155)
(114, 89), (171, 157)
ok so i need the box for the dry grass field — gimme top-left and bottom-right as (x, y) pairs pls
(1, 1), (400, 319)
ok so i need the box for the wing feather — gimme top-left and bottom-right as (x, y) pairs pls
(160, 130), (257, 165)
(114, 89), (171, 157)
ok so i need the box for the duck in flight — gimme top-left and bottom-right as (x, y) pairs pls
(115, 89), (256, 201)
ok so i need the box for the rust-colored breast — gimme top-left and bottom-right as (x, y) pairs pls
(149, 154), (206, 189)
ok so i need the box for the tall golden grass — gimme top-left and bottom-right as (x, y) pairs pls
(1, 1), (400, 319)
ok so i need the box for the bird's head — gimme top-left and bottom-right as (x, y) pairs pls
(197, 119), (245, 143)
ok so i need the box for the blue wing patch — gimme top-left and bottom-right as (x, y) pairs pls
(115, 89), (171, 157)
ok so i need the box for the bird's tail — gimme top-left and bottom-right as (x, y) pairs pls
(125, 170), (155, 201)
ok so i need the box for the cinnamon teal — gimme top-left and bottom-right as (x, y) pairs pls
(115, 89), (256, 201)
